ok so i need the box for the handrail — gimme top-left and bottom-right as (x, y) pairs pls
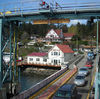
(0, 1), (100, 16)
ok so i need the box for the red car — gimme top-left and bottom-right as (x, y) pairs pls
(85, 61), (92, 68)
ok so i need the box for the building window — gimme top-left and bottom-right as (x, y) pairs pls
(43, 58), (47, 62)
(54, 52), (58, 55)
(36, 58), (40, 61)
(59, 52), (60, 55)
(59, 60), (60, 63)
(29, 58), (33, 61)
(50, 35), (53, 38)
(51, 52), (53, 55)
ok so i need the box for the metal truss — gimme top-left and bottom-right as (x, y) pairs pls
(0, 19), (20, 89)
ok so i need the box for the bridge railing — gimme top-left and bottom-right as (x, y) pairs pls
(0, 1), (100, 16)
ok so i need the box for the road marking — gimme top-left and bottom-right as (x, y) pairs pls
(29, 69), (70, 99)
(47, 68), (77, 99)
(86, 67), (96, 99)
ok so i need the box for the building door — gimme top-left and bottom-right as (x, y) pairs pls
(54, 60), (57, 65)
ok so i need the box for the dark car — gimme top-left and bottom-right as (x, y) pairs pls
(86, 60), (93, 64)
(52, 84), (77, 99)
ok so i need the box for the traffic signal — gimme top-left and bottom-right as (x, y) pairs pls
(42, 1), (45, 5)
(40, 1), (46, 6)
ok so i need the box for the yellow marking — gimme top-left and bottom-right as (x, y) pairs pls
(5, 11), (12, 14)
(29, 70), (70, 99)
(33, 19), (70, 24)
(0, 12), (3, 15)
(48, 68), (77, 99)
(86, 67), (96, 99)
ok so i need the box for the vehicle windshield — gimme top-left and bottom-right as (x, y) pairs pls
(76, 76), (84, 79)
(56, 90), (71, 97)
(80, 68), (87, 71)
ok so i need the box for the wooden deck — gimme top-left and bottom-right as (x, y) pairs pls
(14, 61), (61, 68)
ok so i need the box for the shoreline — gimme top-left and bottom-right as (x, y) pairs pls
(23, 67), (59, 76)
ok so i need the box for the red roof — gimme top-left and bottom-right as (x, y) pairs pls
(47, 29), (74, 37)
(54, 29), (61, 36)
(28, 52), (47, 57)
(46, 29), (61, 36)
(63, 33), (75, 37)
(56, 44), (74, 53)
(46, 29), (75, 40)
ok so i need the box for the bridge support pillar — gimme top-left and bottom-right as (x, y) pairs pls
(0, 19), (3, 88)
(0, 88), (7, 99)
(95, 18), (99, 99)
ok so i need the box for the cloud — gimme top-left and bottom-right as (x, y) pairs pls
(67, 19), (87, 27)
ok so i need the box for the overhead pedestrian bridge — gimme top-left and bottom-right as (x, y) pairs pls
(0, 1), (100, 99)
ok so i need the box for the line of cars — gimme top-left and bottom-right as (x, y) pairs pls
(74, 67), (89, 86)
(74, 54), (94, 87)
(74, 51), (95, 86)
(52, 54), (94, 99)
(52, 67), (90, 99)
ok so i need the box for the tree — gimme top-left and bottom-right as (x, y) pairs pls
(62, 24), (68, 33)
(68, 25), (77, 34)
(71, 35), (81, 50)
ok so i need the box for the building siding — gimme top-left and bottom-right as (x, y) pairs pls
(27, 44), (74, 66)
(48, 46), (64, 65)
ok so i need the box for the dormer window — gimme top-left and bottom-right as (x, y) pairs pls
(59, 52), (60, 55)
(51, 52), (53, 55)
(50, 35), (53, 38)
(54, 52), (58, 55)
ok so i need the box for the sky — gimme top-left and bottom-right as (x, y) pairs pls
(0, 0), (99, 26)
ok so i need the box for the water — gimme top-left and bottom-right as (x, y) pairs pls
(20, 72), (48, 92)
(20, 68), (58, 92)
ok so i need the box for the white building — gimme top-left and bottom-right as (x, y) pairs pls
(45, 29), (75, 42)
(48, 44), (74, 65)
(27, 44), (74, 66)
(27, 52), (48, 64)
(27, 40), (36, 46)
(45, 29), (62, 42)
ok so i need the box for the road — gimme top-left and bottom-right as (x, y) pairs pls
(29, 55), (96, 99)
(66, 56), (96, 99)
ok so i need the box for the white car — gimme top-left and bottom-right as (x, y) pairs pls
(74, 74), (86, 86)
(78, 67), (89, 76)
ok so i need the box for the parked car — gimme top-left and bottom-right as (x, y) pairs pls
(85, 60), (93, 68)
(87, 51), (94, 60)
(85, 63), (92, 69)
(52, 84), (77, 99)
(78, 67), (89, 76)
(74, 74), (86, 86)
(86, 60), (93, 64)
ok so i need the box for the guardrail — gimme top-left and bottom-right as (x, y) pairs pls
(75, 55), (84, 65)
(39, 67), (78, 99)
(68, 54), (81, 65)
